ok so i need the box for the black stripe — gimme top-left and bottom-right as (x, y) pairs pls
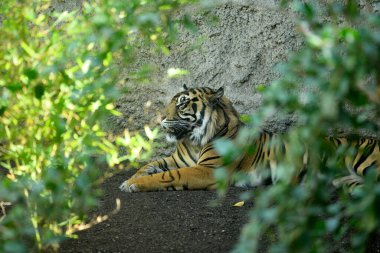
(236, 157), (245, 171)
(172, 156), (180, 168)
(177, 145), (190, 166)
(160, 170), (175, 183)
(353, 141), (377, 172)
(251, 137), (263, 167)
(251, 133), (265, 168)
(199, 144), (214, 157)
(362, 140), (376, 155)
(162, 159), (169, 171)
(183, 143), (197, 162)
(157, 161), (164, 170)
(213, 104), (230, 138)
(354, 139), (361, 148)
(229, 125), (240, 139)
(199, 102), (206, 122)
(199, 163), (218, 168)
(191, 103), (197, 113)
(199, 155), (220, 164)
(257, 134), (269, 164)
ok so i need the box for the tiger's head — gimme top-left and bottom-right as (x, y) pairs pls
(161, 85), (240, 146)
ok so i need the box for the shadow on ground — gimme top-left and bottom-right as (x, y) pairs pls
(59, 170), (253, 253)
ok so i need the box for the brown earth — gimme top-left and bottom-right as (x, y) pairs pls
(2, 162), (380, 252)
(57, 168), (380, 253)
(58, 169), (253, 253)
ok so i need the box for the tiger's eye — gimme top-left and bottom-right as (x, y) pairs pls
(179, 103), (186, 110)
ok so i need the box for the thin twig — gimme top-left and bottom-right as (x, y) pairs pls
(0, 201), (12, 222)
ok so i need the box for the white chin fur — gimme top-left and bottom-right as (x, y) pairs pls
(166, 134), (178, 143)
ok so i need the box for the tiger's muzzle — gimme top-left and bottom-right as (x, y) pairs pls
(161, 119), (193, 140)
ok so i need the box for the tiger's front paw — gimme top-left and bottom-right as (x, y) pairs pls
(119, 180), (140, 193)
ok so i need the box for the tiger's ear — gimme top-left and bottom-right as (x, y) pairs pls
(214, 87), (224, 99)
(209, 87), (224, 104)
(183, 84), (189, 90)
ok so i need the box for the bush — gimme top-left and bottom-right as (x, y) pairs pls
(217, 1), (380, 252)
(0, 0), (196, 251)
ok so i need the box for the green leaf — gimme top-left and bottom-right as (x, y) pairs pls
(0, 106), (6, 116)
(240, 114), (251, 124)
(4, 242), (27, 253)
(34, 84), (45, 99)
(7, 83), (23, 92)
(24, 68), (39, 80)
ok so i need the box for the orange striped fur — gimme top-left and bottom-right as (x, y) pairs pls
(120, 86), (380, 192)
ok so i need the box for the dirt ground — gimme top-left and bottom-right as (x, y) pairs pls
(58, 168), (380, 253)
(2, 163), (380, 252)
(59, 169), (253, 253)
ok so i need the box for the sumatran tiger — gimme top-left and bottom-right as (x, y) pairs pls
(119, 85), (380, 192)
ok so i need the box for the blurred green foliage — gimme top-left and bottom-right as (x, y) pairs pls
(0, 0), (197, 251)
(215, 1), (380, 252)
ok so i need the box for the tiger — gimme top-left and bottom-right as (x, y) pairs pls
(119, 85), (380, 192)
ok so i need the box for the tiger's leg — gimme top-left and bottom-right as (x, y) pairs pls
(130, 143), (198, 179)
(130, 156), (179, 179)
(120, 166), (216, 192)
(333, 140), (380, 191)
(332, 174), (364, 192)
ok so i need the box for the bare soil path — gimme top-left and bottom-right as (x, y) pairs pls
(59, 170), (252, 253)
